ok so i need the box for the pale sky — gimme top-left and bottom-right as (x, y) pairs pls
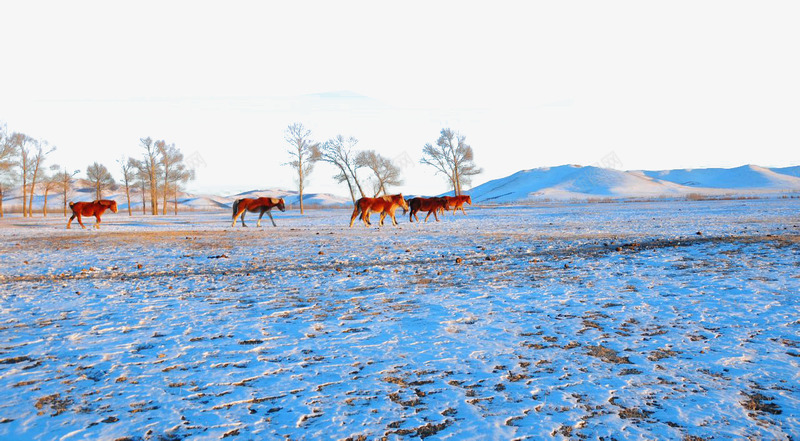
(1, 1), (798, 196)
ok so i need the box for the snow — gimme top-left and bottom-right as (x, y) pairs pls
(467, 165), (800, 203)
(642, 165), (800, 189)
(1, 199), (799, 440)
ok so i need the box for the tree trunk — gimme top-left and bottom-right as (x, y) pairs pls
(43, 189), (49, 216)
(28, 166), (39, 217)
(22, 179), (28, 218)
(141, 185), (147, 215)
(338, 165), (356, 204)
(63, 188), (68, 217)
(150, 183), (158, 215)
(173, 188), (178, 215)
(353, 174), (365, 199)
(346, 180), (356, 205)
(162, 176), (168, 215)
(344, 161), (365, 199)
(0, 187), (4, 217)
(299, 174), (305, 215)
(95, 182), (101, 200)
(125, 185), (132, 216)
(149, 174), (158, 215)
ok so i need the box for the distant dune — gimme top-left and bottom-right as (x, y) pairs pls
(467, 164), (800, 203)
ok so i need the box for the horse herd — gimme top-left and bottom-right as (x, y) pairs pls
(64, 194), (472, 229)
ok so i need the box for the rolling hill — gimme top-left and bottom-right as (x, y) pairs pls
(466, 164), (800, 203)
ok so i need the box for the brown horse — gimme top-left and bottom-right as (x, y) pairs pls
(67, 200), (118, 229)
(232, 197), (286, 227)
(408, 197), (450, 222)
(349, 194), (409, 227)
(443, 195), (472, 215)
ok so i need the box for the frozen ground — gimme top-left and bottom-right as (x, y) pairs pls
(0, 199), (798, 440)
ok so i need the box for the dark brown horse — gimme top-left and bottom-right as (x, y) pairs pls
(67, 200), (118, 229)
(349, 194), (409, 227)
(408, 197), (450, 222)
(232, 197), (286, 227)
(443, 195), (472, 215)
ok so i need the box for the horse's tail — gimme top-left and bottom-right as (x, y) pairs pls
(349, 199), (363, 227)
(232, 199), (241, 219)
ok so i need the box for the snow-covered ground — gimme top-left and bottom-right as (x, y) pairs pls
(1, 199), (798, 440)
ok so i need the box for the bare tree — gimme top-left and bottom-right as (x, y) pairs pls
(86, 162), (115, 200)
(421, 128), (482, 196)
(26, 140), (56, 217)
(157, 141), (192, 215)
(9, 132), (37, 217)
(52, 166), (80, 216)
(129, 158), (149, 215)
(118, 157), (135, 216)
(0, 123), (16, 217)
(356, 150), (403, 196)
(313, 135), (365, 204)
(168, 163), (194, 215)
(140, 137), (161, 215)
(284, 123), (319, 214)
(40, 165), (61, 217)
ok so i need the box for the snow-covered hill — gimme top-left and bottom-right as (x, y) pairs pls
(467, 164), (800, 203)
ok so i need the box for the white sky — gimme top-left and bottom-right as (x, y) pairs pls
(1, 1), (798, 196)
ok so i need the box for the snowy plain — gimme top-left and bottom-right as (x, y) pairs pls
(0, 199), (798, 440)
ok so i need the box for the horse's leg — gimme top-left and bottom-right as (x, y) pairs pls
(240, 211), (247, 227)
(363, 209), (372, 227)
(460, 205), (467, 215)
(67, 214), (76, 229)
(390, 209), (399, 226)
(424, 210), (432, 222)
(363, 208), (372, 226)
(257, 209), (265, 227)
(267, 209), (276, 227)
(77, 214), (86, 229)
(95, 215), (101, 229)
(379, 211), (386, 226)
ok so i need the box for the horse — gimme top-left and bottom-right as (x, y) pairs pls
(232, 197), (286, 227)
(349, 194), (409, 227)
(443, 195), (472, 215)
(67, 200), (118, 229)
(408, 197), (450, 223)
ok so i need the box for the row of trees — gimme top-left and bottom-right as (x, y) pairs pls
(1, 120), (481, 218)
(284, 124), (481, 214)
(122, 137), (195, 216)
(0, 121), (194, 217)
